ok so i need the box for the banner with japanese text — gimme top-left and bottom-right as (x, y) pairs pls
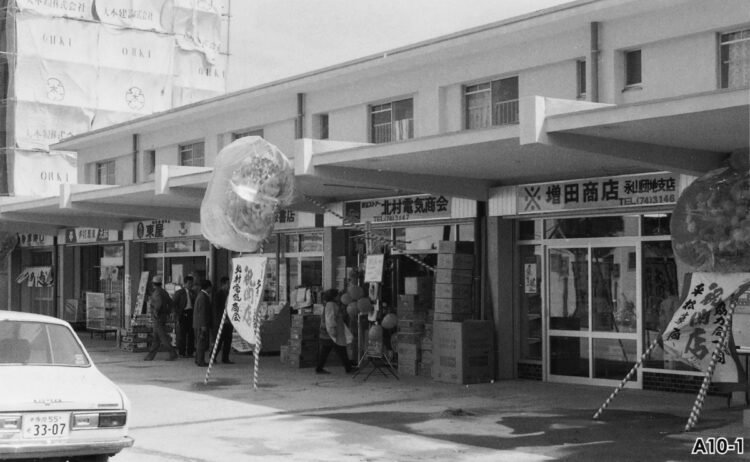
(517, 172), (680, 214)
(662, 272), (750, 386)
(15, 0), (95, 20)
(93, 0), (170, 32)
(15, 266), (54, 287)
(228, 256), (267, 344)
(345, 194), (452, 224)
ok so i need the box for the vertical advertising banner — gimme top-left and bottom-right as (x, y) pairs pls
(228, 256), (267, 344)
(12, 150), (78, 197)
(662, 272), (750, 386)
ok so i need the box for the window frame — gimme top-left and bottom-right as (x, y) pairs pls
(178, 141), (205, 167)
(95, 160), (115, 185)
(576, 59), (587, 99)
(463, 75), (519, 130)
(719, 28), (750, 89)
(624, 49), (642, 88)
(369, 97), (414, 144)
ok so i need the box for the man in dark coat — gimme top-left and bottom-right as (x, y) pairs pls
(213, 276), (233, 364)
(144, 275), (177, 361)
(172, 275), (195, 357)
(193, 279), (213, 367)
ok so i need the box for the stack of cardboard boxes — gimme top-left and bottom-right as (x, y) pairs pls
(285, 314), (320, 368)
(119, 314), (152, 352)
(432, 319), (494, 384)
(396, 276), (431, 376)
(434, 241), (474, 322)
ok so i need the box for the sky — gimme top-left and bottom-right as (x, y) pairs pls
(227, 0), (573, 90)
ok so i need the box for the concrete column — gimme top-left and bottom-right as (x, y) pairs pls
(486, 216), (516, 379)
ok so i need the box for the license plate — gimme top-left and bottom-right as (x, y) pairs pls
(22, 413), (70, 439)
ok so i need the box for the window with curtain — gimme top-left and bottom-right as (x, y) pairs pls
(464, 76), (518, 129)
(721, 29), (750, 89)
(179, 141), (205, 166)
(370, 98), (413, 143)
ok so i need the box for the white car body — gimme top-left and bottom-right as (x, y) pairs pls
(0, 310), (133, 460)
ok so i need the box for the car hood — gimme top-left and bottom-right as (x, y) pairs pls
(0, 365), (125, 412)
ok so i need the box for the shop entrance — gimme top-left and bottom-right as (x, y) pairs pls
(547, 243), (640, 386)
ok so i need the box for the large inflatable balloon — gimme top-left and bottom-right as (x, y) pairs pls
(201, 136), (294, 252)
(672, 166), (750, 272)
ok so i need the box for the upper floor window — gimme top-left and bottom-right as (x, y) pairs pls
(145, 150), (156, 176)
(179, 141), (205, 166)
(315, 114), (329, 140)
(96, 160), (115, 185)
(233, 128), (264, 141)
(720, 29), (750, 88)
(576, 60), (587, 99)
(464, 76), (518, 129)
(370, 98), (413, 144)
(625, 49), (642, 87)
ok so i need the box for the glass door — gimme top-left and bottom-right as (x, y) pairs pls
(547, 244), (640, 386)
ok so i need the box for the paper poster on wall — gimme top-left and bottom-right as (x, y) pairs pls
(364, 254), (384, 283)
(524, 260), (538, 295)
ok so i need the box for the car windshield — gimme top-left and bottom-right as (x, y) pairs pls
(0, 320), (90, 366)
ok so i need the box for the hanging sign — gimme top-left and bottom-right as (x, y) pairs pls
(364, 254), (384, 283)
(228, 256), (267, 344)
(345, 194), (452, 224)
(662, 272), (750, 386)
(64, 228), (121, 244)
(517, 172), (680, 214)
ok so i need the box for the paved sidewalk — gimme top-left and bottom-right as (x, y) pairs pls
(82, 335), (749, 461)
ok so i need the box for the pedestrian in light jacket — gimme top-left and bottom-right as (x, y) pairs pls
(193, 279), (213, 367)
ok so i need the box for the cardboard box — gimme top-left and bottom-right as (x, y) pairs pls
(404, 277), (432, 296)
(398, 359), (419, 376)
(434, 283), (472, 300)
(437, 253), (474, 270)
(432, 320), (494, 384)
(434, 312), (472, 322)
(435, 268), (473, 285)
(437, 241), (474, 254)
(434, 297), (473, 313)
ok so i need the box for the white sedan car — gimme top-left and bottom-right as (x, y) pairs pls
(0, 310), (133, 461)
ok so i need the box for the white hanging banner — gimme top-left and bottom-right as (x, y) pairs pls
(228, 256), (267, 344)
(15, 0), (95, 20)
(97, 25), (174, 74)
(662, 272), (750, 386)
(12, 102), (93, 150)
(14, 56), (98, 108)
(93, 0), (171, 32)
(96, 68), (172, 114)
(15, 15), (100, 64)
(16, 266), (55, 287)
(173, 49), (226, 92)
(13, 149), (78, 197)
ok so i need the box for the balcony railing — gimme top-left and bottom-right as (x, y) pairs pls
(493, 99), (519, 125)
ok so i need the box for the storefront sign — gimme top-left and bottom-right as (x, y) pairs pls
(274, 210), (316, 230)
(517, 173), (680, 214)
(228, 256), (267, 344)
(128, 220), (199, 240)
(17, 233), (53, 247)
(345, 194), (452, 224)
(64, 227), (122, 244)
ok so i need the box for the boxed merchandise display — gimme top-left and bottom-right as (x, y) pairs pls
(432, 320), (494, 384)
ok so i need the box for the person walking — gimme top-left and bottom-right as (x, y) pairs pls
(144, 275), (178, 361)
(172, 275), (195, 358)
(193, 279), (213, 367)
(213, 276), (234, 364)
(316, 289), (355, 374)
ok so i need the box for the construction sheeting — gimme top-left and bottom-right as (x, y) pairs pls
(14, 56), (98, 108)
(12, 101), (94, 150)
(172, 0), (221, 63)
(96, 68), (172, 114)
(97, 24), (174, 74)
(12, 149), (77, 197)
(173, 49), (225, 91)
(15, 14), (99, 64)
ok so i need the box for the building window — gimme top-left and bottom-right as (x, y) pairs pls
(370, 98), (413, 144)
(96, 160), (115, 185)
(179, 141), (205, 166)
(464, 76), (519, 129)
(315, 114), (329, 140)
(576, 60), (586, 99)
(145, 150), (156, 176)
(232, 128), (264, 141)
(625, 49), (642, 87)
(720, 29), (750, 88)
